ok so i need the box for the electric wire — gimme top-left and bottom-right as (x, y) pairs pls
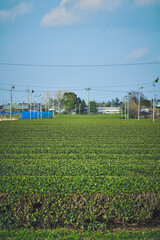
(0, 61), (160, 68)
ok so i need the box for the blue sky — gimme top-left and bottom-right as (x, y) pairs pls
(0, 0), (160, 104)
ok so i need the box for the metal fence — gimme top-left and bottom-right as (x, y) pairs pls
(0, 112), (20, 116)
(22, 111), (53, 119)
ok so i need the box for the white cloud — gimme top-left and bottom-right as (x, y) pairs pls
(41, 0), (122, 27)
(42, 0), (160, 28)
(60, 0), (73, 6)
(134, 0), (160, 7)
(60, 0), (122, 10)
(129, 48), (148, 59)
(78, 0), (122, 11)
(41, 7), (78, 27)
(78, 0), (102, 9)
(0, 2), (33, 22)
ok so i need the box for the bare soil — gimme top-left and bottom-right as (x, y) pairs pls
(0, 118), (17, 121)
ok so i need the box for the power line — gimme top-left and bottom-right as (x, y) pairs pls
(0, 88), (26, 92)
(92, 89), (126, 93)
(0, 61), (160, 68)
(0, 83), (87, 91)
(92, 83), (152, 88)
(0, 88), (85, 94)
(0, 87), (159, 94)
(0, 82), (153, 89)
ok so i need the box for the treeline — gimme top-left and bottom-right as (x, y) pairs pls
(42, 90), (154, 116)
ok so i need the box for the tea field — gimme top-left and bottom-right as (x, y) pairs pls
(0, 115), (160, 231)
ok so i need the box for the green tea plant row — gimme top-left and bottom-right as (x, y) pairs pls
(0, 116), (160, 230)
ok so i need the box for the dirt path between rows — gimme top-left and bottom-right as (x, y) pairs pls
(0, 118), (17, 121)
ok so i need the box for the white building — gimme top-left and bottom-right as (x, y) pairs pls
(156, 100), (160, 108)
(97, 107), (121, 114)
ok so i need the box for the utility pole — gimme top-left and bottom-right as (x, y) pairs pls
(48, 99), (49, 118)
(34, 95), (35, 119)
(35, 95), (37, 119)
(85, 88), (91, 115)
(26, 87), (30, 111)
(21, 101), (24, 120)
(37, 94), (41, 119)
(125, 96), (127, 119)
(127, 92), (131, 119)
(35, 94), (41, 118)
(153, 77), (159, 122)
(40, 98), (42, 119)
(30, 90), (34, 119)
(58, 102), (60, 115)
(10, 86), (15, 120)
(138, 86), (144, 120)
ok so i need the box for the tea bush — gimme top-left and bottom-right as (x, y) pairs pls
(0, 116), (160, 230)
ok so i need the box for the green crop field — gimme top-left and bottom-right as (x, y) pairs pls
(0, 115), (160, 234)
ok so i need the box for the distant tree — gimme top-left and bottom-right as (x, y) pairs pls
(75, 97), (82, 114)
(129, 100), (138, 118)
(141, 98), (151, 107)
(54, 89), (66, 114)
(81, 99), (86, 114)
(63, 92), (77, 113)
(130, 91), (145, 104)
(122, 92), (151, 118)
(115, 97), (120, 106)
(100, 102), (106, 107)
(42, 91), (54, 111)
(89, 101), (97, 113)
(77, 97), (81, 105)
(106, 101), (111, 107)
(110, 97), (120, 107)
